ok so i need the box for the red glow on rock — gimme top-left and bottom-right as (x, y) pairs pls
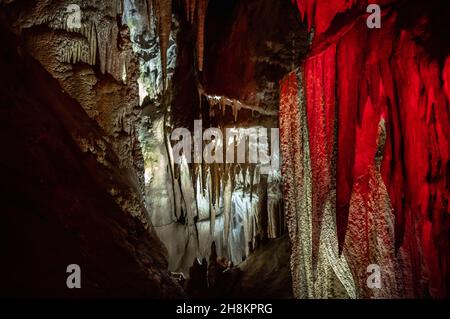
(283, 0), (450, 297)
(304, 44), (337, 266)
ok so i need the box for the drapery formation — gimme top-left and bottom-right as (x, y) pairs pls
(282, 0), (450, 298)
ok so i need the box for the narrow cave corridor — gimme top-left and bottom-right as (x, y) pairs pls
(0, 0), (449, 300)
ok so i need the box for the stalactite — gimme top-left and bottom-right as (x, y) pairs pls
(199, 86), (278, 118)
(183, 0), (189, 21)
(59, 21), (96, 69)
(220, 99), (226, 116)
(215, 165), (221, 209)
(280, 71), (313, 297)
(253, 166), (260, 186)
(205, 166), (214, 234)
(238, 168), (244, 185)
(96, 21), (107, 74)
(232, 99), (240, 122)
(267, 169), (283, 239)
(243, 203), (250, 257)
(154, 0), (172, 89)
(210, 164), (217, 235)
(267, 200), (278, 239)
(196, 0), (208, 71)
(190, 0), (197, 23)
(280, 66), (357, 298)
(40, 1), (132, 84)
(244, 167), (250, 188)
(89, 22), (97, 66)
(249, 166), (255, 202)
(305, 43), (337, 273)
(223, 171), (232, 243)
(183, 0), (191, 23)
(201, 162), (207, 198)
(293, 0), (357, 34)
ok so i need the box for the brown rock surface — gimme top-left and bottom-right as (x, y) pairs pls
(0, 14), (183, 298)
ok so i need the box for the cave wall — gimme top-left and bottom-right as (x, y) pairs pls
(281, 0), (449, 298)
(1, 0), (149, 218)
(0, 0), (183, 297)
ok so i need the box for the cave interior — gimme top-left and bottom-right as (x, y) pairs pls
(0, 0), (449, 299)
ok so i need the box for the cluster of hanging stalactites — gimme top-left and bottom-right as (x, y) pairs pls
(182, 0), (208, 71)
(170, 154), (284, 266)
(53, 1), (131, 83)
(145, 0), (208, 88)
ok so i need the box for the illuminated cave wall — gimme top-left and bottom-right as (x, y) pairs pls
(141, 0), (307, 275)
(281, 0), (449, 298)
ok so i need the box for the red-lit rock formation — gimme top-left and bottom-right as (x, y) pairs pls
(281, 0), (449, 298)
